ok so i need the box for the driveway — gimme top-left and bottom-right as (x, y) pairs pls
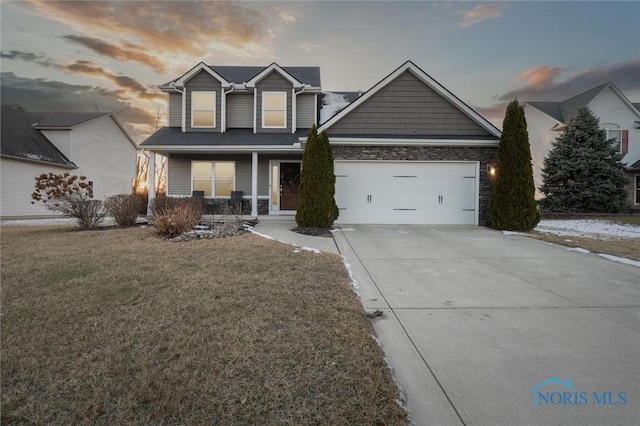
(333, 225), (639, 426)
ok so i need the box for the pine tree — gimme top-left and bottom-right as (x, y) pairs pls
(487, 100), (540, 230)
(540, 107), (627, 212)
(295, 126), (339, 228)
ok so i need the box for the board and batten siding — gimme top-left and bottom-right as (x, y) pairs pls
(168, 93), (181, 127)
(226, 94), (254, 128)
(296, 94), (316, 129)
(326, 70), (493, 137)
(256, 72), (293, 133)
(185, 71), (222, 133)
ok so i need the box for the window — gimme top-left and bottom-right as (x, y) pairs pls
(262, 92), (286, 128)
(636, 175), (640, 205)
(192, 92), (216, 128)
(605, 127), (622, 153)
(192, 161), (234, 196)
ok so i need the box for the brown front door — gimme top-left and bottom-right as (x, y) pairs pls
(280, 162), (300, 210)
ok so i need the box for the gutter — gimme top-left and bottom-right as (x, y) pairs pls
(1, 153), (77, 169)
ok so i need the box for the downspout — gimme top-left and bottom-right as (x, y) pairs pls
(293, 85), (308, 134)
(222, 84), (236, 133)
(170, 82), (185, 132)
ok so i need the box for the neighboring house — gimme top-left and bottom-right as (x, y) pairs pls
(1, 105), (137, 218)
(141, 60), (501, 225)
(523, 82), (640, 206)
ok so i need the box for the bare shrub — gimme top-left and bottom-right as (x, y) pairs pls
(104, 194), (144, 227)
(31, 173), (106, 229)
(150, 197), (204, 238)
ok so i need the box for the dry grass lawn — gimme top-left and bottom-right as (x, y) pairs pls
(529, 233), (640, 261)
(1, 226), (407, 425)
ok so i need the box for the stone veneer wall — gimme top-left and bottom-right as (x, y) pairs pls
(203, 199), (268, 215)
(332, 145), (498, 225)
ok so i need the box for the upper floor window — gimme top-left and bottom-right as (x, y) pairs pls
(604, 125), (622, 153)
(192, 161), (234, 197)
(192, 92), (216, 128)
(262, 92), (286, 128)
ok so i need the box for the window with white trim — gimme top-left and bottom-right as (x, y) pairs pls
(191, 92), (216, 128)
(604, 125), (622, 153)
(262, 92), (286, 128)
(192, 161), (234, 197)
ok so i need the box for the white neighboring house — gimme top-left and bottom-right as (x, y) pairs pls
(1, 105), (137, 218)
(523, 82), (640, 207)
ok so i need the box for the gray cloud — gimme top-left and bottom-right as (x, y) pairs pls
(1, 71), (156, 127)
(62, 35), (167, 73)
(0, 50), (61, 68)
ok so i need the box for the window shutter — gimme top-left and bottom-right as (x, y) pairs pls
(622, 130), (629, 154)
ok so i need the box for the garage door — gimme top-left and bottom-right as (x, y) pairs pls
(334, 161), (478, 225)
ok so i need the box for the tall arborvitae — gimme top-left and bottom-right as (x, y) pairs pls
(295, 126), (339, 228)
(540, 107), (627, 212)
(487, 100), (540, 230)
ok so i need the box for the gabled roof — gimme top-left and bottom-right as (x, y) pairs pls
(525, 82), (640, 123)
(162, 63), (321, 90)
(318, 60), (501, 138)
(245, 63), (303, 88)
(0, 105), (76, 168)
(32, 112), (108, 129)
(173, 62), (231, 88)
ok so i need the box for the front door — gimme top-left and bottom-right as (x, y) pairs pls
(270, 161), (301, 213)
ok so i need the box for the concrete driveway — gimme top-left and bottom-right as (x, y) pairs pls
(333, 225), (639, 426)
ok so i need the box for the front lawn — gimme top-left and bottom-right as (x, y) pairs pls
(1, 226), (407, 425)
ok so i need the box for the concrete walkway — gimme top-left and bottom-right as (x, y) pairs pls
(254, 220), (639, 425)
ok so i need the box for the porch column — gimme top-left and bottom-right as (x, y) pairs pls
(147, 152), (156, 219)
(251, 151), (258, 217)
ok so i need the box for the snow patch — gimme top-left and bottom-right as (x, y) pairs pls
(319, 92), (350, 124)
(535, 220), (640, 239)
(502, 231), (527, 236)
(567, 247), (591, 254)
(598, 254), (640, 268)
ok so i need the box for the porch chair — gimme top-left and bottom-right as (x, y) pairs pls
(228, 191), (245, 212)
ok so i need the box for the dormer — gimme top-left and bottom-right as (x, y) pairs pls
(161, 63), (321, 134)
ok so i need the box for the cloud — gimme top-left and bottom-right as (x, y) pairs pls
(62, 35), (167, 73)
(0, 71), (155, 128)
(2, 50), (165, 103)
(277, 10), (298, 23)
(19, 1), (271, 63)
(477, 59), (640, 129)
(0, 50), (61, 68)
(298, 43), (320, 52)
(517, 66), (564, 88)
(498, 59), (640, 102)
(460, 4), (505, 27)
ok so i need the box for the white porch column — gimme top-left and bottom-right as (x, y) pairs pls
(251, 151), (258, 217)
(147, 152), (156, 218)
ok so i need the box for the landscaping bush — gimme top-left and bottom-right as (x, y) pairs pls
(104, 194), (145, 227)
(31, 173), (106, 229)
(150, 197), (204, 238)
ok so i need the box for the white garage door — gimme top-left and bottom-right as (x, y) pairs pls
(334, 161), (478, 225)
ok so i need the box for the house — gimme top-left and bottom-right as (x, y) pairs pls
(523, 83), (640, 207)
(141, 61), (501, 225)
(1, 105), (137, 218)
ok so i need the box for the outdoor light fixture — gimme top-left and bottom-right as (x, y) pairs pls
(487, 161), (498, 179)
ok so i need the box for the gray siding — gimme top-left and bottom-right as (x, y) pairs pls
(167, 156), (191, 196)
(226, 94), (253, 128)
(168, 93), (181, 127)
(185, 71), (222, 133)
(296, 94), (316, 129)
(256, 72), (293, 133)
(326, 70), (493, 137)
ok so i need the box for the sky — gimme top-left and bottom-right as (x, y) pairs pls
(1, 0), (639, 141)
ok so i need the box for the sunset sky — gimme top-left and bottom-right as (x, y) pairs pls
(1, 0), (638, 141)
